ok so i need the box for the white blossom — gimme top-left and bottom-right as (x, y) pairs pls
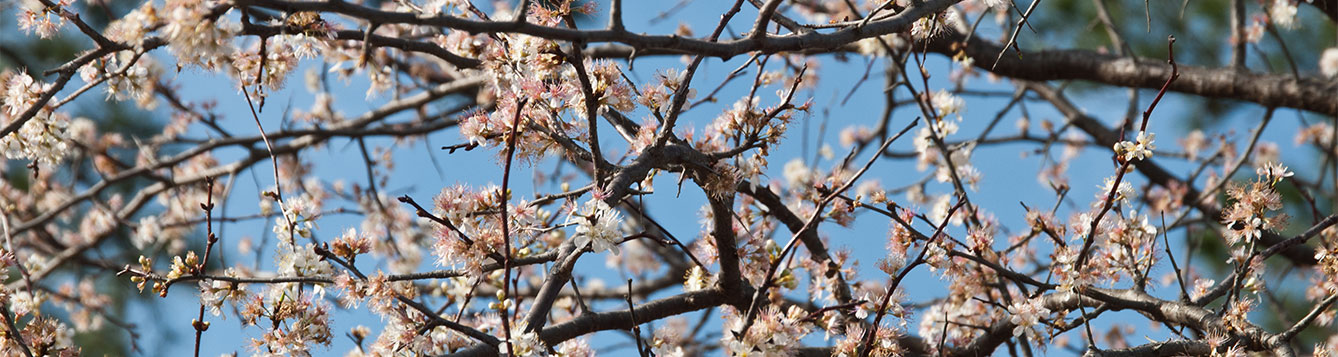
(1320, 48), (1338, 78)
(683, 266), (715, 292)
(556, 338), (594, 357)
(931, 89), (964, 117)
(1270, 0), (1298, 29)
(133, 215), (162, 249)
(162, 0), (238, 69)
(277, 243), (334, 277)
(1256, 162), (1294, 185)
(1096, 176), (1136, 207)
(498, 321), (544, 357)
(3, 72), (50, 116)
(783, 158), (814, 188)
(1, 111), (71, 165)
(10, 290), (44, 317)
(1115, 131), (1156, 161)
(929, 194), (963, 226)
(199, 276), (245, 317)
(568, 198), (624, 254)
(1007, 298), (1051, 340)
(1, 72), (72, 164)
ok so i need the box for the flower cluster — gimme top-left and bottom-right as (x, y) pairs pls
(1093, 175), (1135, 208)
(1008, 298), (1052, 341)
(165, 251), (200, 281)
(917, 298), (994, 348)
(567, 198), (624, 254)
(931, 89), (964, 118)
(497, 321), (544, 357)
(1050, 246), (1083, 292)
(430, 184), (547, 275)
(1308, 226), (1338, 302)
(231, 41), (300, 94)
(1102, 211), (1158, 281)
(270, 192), (322, 241)
(1221, 297), (1257, 334)
(0, 254), (77, 355)
(103, 2), (157, 43)
(1269, 0), (1298, 29)
(458, 98), (561, 162)
(648, 318), (692, 356)
(721, 305), (811, 356)
(79, 53), (161, 109)
(246, 289), (334, 357)
(832, 324), (909, 357)
(16, 0), (70, 38)
(333, 272), (405, 315)
(783, 158), (816, 189)
(699, 88), (807, 159)
(1, 316), (77, 355)
(355, 308), (471, 355)
(329, 228), (373, 261)
(567, 59), (636, 119)
(1322, 48), (1338, 78)
(1255, 161), (1294, 185)
(276, 242), (335, 277)
(1220, 178), (1288, 246)
(913, 111), (979, 195)
(199, 270), (248, 316)
(638, 68), (697, 114)
(1113, 131), (1156, 162)
(1, 71), (72, 165)
(683, 266), (717, 292)
(4, 0), (1337, 355)
(909, 9), (957, 40)
(161, 0), (238, 70)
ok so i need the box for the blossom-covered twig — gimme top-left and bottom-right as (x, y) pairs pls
(736, 118), (917, 339)
(858, 197), (966, 357)
(4, 0), (1336, 355)
(190, 177), (218, 357)
(497, 98), (530, 356)
(0, 305), (33, 357)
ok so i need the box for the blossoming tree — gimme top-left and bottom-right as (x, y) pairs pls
(2, 0), (1337, 356)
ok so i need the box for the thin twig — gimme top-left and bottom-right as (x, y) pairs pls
(241, 85), (296, 245)
(992, 0), (1043, 70)
(497, 98), (530, 357)
(735, 118), (919, 338)
(191, 177), (218, 357)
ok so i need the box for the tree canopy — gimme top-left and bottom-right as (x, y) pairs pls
(1, 0), (1336, 356)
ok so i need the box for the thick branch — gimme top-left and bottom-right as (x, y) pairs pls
(949, 287), (1287, 356)
(708, 195), (743, 299)
(445, 289), (726, 357)
(588, 30), (1337, 116)
(936, 32), (1338, 115)
(234, 0), (961, 59)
